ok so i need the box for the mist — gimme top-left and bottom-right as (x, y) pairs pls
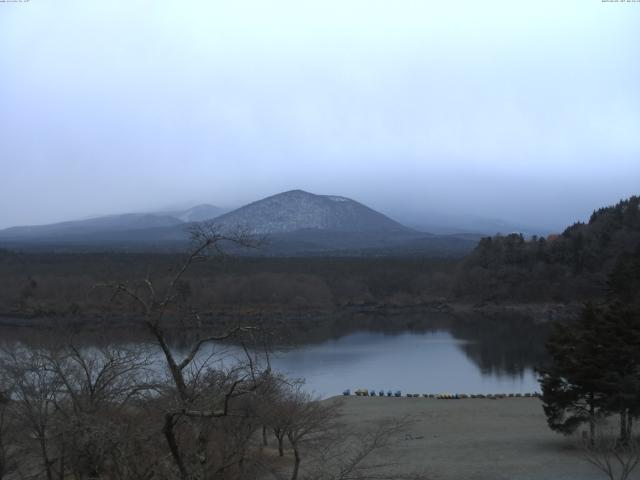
(1, 0), (639, 231)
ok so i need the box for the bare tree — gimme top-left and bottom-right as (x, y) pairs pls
(45, 344), (158, 479)
(257, 374), (302, 457)
(582, 432), (640, 480)
(0, 387), (17, 480)
(0, 345), (63, 480)
(102, 223), (270, 479)
(284, 389), (340, 480)
(304, 418), (430, 480)
(0, 341), (161, 480)
(45, 344), (156, 412)
(261, 382), (423, 480)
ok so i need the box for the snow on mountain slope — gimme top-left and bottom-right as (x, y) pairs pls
(212, 190), (412, 234)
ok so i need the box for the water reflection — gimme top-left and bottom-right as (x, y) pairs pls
(449, 315), (550, 377)
(0, 311), (549, 398)
(268, 330), (541, 398)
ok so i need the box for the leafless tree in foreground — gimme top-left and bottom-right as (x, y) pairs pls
(283, 389), (339, 480)
(0, 385), (18, 480)
(44, 344), (158, 479)
(0, 342), (158, 480)
(102, 223), (271, 479)
(302, 418), (430, 480)
(1, 345), (63, 480)
(260, 380), (429, 480)
(582, 431), (640, 480)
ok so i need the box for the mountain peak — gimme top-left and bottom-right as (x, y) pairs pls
(281, 189), (310, 195)
(266, 189), (316, 199)
(213, 190), (410, 235)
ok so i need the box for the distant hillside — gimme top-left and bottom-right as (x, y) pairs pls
(0, 190), (479, 257)
(0, 213), (184, 240)
(456, 196), (640, 302)
(212, 190), (411, 234)
(404, 215), (553, 237)
(0, 204), (226, 242)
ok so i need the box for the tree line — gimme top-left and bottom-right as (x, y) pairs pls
(458, 196), (640, 302)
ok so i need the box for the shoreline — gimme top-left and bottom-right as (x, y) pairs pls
(0, 300), (580, 327)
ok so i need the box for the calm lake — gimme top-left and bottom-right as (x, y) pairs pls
(1, 313), (548, 399)
(267, 330), (540, 398)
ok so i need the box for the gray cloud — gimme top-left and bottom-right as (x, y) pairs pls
(1, 0), (639, 230)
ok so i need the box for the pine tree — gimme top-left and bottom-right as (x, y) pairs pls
(596, 303), (640, 444)
(539, 246), (640, 444)
(538, 304), (606, 442)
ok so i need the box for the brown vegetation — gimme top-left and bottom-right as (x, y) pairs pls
(0, 250), (456, 322)
(0, 224), (428, 480)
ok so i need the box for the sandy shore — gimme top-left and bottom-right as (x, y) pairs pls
(334, 397), (602, 480)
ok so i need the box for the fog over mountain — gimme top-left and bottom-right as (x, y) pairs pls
(1, 1), (639, 230)
(0, 189), (486, 256)
(160, 204), (226, 223)
(0, 205), (221, 240)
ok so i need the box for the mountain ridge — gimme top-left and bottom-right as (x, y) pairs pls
(0, 190), (479, 256)
(211, 189), (412, 235)
(0, 204), (224, 240)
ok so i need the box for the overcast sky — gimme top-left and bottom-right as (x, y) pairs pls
(1, 0), (639, 230)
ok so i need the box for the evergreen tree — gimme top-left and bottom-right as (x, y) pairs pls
(539, 246), (640, 444)
(599, 249), (640, 443)
(597, 303), (640, 444)
(608, 246), (640, 306)
(538, 304), (606, 442)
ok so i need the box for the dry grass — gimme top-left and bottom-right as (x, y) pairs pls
(331, 397), (604, 480)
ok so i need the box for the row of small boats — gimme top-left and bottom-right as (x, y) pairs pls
(343, 389), (541, 399)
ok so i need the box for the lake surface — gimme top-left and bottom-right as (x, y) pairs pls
(266, 330), (540, 398)
(1, 313), (547, 399)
